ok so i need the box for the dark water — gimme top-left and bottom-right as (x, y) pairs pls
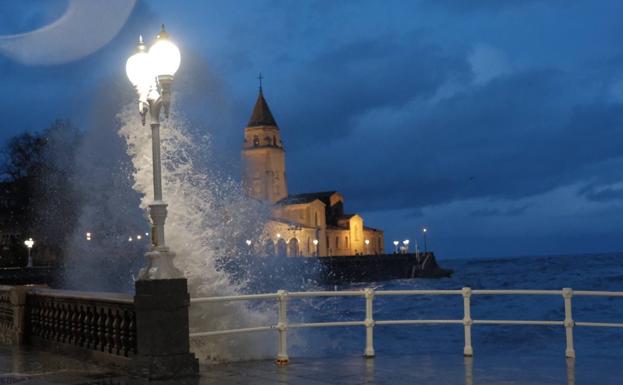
(279, 253), (623, 363)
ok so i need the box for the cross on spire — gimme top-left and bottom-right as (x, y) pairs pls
(257, 73), (264, 92)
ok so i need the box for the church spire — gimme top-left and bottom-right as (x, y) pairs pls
(248, 75), (278, 127)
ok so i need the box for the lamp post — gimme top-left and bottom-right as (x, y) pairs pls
(393, 240), (399, 254)
(126, 25), (182, 280)
(24, 238), (34, 268)
(422, 227), (428, 253)
(313, 239), (319, 256)
(124, 26), (199, 379)
(364, 239), (370, 255)
(402, 239), (410, 254)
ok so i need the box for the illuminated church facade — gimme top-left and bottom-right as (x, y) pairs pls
(242, 87), (384, 257)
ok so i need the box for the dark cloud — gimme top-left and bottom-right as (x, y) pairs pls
(580, 184), (623, 202)
(289, 67), (623, 213)
(276, 33), (471, 148)
(471, 205), (529, 217)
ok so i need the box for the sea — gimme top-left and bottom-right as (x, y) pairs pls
(239, 253), (623, 384)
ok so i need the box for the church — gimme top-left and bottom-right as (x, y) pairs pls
(242, 85), (384, 257)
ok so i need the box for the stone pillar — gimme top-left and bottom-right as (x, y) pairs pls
(0, 286), (27, 345)
(131, 278), (199, 380)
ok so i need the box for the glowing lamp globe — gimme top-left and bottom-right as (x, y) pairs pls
(149, 25), (180, 78)
(126, 36), (153, 91)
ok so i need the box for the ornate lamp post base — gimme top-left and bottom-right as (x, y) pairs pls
(138, 247), (183, 280)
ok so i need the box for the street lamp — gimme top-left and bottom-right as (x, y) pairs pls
(393, 240), (399, 254)
(85, 232), (92, 241)
(402, 239), (410, 254)
(422, 227), (428, 253)
(312, 239), (319, 256)
(126, 25), (182, 280)
(364, 239), (370, 255)
(24, 238), (34, 268)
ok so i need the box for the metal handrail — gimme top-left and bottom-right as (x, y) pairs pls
(189, 287), (623, 364)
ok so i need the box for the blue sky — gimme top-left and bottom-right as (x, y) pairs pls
(2, 0), (623, 259)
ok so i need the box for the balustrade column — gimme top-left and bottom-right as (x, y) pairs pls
(563, 288), (575, 358)
(462, 287), (473, 356)
(364, 288), (375, 358)
(276, 290), (289, 364)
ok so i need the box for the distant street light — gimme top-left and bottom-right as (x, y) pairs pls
(422, 228), (428, 253)
(126, 25), (182, 280)
(364, 239), (370, 255)
(245, 239), (252, 255)
(402, 239), (410, 254)
(393, 240), (399, 253)
(137, 235), (142, 240)
(313, 239), (319, 256)
(24, 238), (34, 268)
(85, 232), (92, 241)
(129, 237), (133, 242)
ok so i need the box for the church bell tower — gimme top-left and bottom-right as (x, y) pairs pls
(242, 83), (288, 202)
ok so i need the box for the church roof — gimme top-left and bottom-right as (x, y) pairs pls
(277, 191), (337, 205)
(247, 89), (278, 127)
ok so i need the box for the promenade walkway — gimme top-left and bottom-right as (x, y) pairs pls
(0, 345), (620, 384)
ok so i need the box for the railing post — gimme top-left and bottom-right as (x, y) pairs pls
(363, 288), (375, 358)
(562, 288), (575, 358)
(276, 290), (289, 365)
(462, 287), (473, 356)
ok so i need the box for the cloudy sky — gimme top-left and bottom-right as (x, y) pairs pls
(2, 0), (623, 259)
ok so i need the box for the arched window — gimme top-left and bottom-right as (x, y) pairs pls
(277, 239), (287, 257)
(288, 238), (299, 257)
(253, 135), (260, 147)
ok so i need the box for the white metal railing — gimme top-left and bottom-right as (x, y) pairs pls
(189, 287), (623, 364)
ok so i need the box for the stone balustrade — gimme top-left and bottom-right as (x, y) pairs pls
(27, 288), (137, 360)
(0, 280), (198, 381)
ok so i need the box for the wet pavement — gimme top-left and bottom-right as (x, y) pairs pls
(1, 345), (621, 384)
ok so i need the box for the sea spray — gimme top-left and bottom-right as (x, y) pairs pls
(117, 102), (282, 361)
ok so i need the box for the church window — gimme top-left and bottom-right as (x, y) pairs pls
(264, 136), (271, 145)
(335, 236), (339, 248)
(314, 212), (318, 226)
(253, 135), (260, 146)
(273, 136), (277, 146)
(345, 236), (349, 248)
